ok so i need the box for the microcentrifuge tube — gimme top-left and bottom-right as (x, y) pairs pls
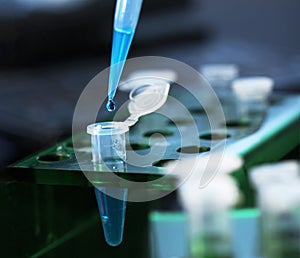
(258, 182), (300, 258)
(232, 77), (274, 122)
(179, 174), (240, 258)
(95, 187), (128, 247)
(87, 122), (129, 247)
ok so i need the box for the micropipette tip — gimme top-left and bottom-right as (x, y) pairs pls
(106, 99), (116, 112)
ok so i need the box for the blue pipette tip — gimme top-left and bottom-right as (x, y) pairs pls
(106, 99), (116, 112)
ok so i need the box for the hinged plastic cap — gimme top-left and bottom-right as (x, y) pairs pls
(87, 122), (129, 136)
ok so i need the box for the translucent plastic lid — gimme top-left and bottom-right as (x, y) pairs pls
(232, 76), (274, 100)
(174, 152), (242, 210)
(124, 78), (170, 126)
(259, 180), (300, 212)
(249, 160), (299, 189)
(88, 78), (170, 134)
(87, 122), (129, 136)
(180, 173), (240, 213)
(200, 64), (239, 81)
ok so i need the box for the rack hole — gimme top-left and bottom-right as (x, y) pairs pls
(200, 133), (230, 140)
(189, 108), (205, 114)
(153, 159), (178, 167)
(144, 130), (173, 138)
(177, 146), (210, 154)
(126, 143), (150, 151)
(168, 119), (194, 126)
(269, 96), (282, 106)
(223, 120), (250, 128)
(37, 154), (70, 163)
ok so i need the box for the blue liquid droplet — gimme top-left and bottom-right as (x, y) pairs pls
(106, 100), (116, 112)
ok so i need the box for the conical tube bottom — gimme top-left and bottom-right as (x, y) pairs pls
(94, 187), (128, 246)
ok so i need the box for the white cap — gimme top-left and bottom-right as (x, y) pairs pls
(173, 152), (242, 210)
(167, 151), (243, 180)
(232, 76), (274, 100)
(249, 160), (300, 189)
(87, 122), (129, 136)
(259, 180), (300, 212)
(179, 173), (240, 237)
(200, 64), (239, 82)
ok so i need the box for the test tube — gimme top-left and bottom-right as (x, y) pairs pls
(249, 161), (300, 258)
(87, 121), (129, 246)
(179, 174), (240, 258)
(200, 64), (239, 98)
(232, 77), (274, 123)
(249, 160), (300, 211)
(200, 64), (239, 119)
(258, 182), (300, 258)
(94, 186), (128, 247)
(87, 121), (129, 171)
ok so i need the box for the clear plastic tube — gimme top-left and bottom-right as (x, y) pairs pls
(87, 121), (128, 170)
(200, 64), (239, 121)
(87, 121), (129, 246)
(94, 187), (128, 247)
(232, 77), (274, 122)
(179, 174), (240, 258)
(250, 161), (300, 257)
(258, 182), (300, 258)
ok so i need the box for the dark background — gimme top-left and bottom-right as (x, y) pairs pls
(1, 0), (300, 166)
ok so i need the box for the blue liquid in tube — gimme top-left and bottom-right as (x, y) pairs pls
(107, 28), (134, 112)
(94, 187), (128, 246)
